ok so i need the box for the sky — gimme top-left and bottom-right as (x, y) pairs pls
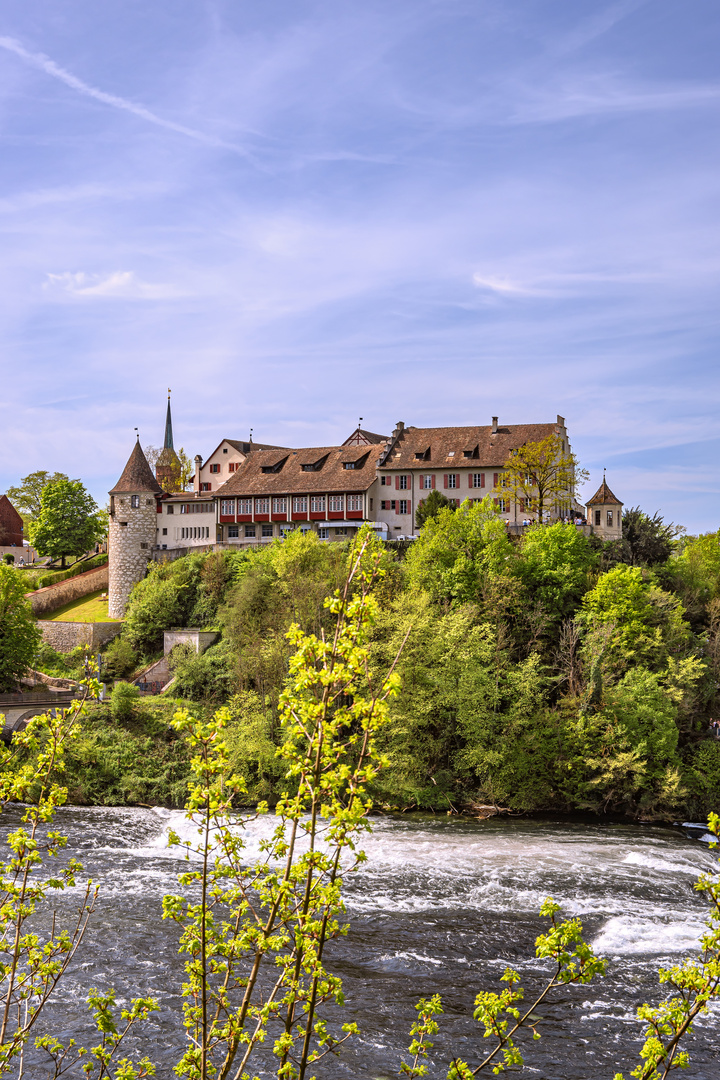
(1, 0), (719, 531)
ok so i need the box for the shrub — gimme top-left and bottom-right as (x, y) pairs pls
(110, 681), (140, 721)
(169, 640), (235, 702)
(0, 564), (42, 691)
(101, 636), (138, 680)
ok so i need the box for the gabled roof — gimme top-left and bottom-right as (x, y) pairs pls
(342, 428), (389, 446)
(214, 444), (382, 497)
(586, 478), (623, 506)
(201, 438), (291, 462)
(378, 423), (563, 469)
(110, 440), (163, 495)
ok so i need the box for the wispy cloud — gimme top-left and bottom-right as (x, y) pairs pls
(0, 35), (251, 155)
(43, 271), (182, 300)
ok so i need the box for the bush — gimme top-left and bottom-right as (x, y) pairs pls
(169, 640), (236, 702)
(33, 643), (88, 680)
(101, 637), (138, 681)
(0, 564), (42, 691)
(111, 681), (140, 721)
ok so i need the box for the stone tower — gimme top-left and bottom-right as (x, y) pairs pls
(155, 392), (182, 492)
(108, 439), (163, 618)
(586, 474), (623, 541)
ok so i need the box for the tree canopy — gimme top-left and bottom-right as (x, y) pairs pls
(0, 565), (41, 691)
(5, 471), (69, 522)
(500, 433), (588, 522)
(29, 479), (104, 567)
(415, 489), (453, 529)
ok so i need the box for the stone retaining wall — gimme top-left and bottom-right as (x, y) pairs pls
(28, 564), (109, 616)
(39, 621), (123, 653)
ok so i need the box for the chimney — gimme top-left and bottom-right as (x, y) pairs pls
(557, 414), (565, 427)
(392, 420), (405, 438)
(194, 454), (202, 494)
(491, 416), (498, 434)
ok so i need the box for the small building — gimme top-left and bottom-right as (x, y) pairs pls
(585, 476), (623, 541)
(0, 495), (24, 547)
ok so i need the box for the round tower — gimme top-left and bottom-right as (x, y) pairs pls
(108, 439), (163, 618)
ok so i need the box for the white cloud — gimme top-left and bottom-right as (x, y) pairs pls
(43, 271), (182, 300)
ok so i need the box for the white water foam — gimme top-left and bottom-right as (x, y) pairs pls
(593, 915), (707, 956)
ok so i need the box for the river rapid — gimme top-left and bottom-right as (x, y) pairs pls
(6, 806), (719, 1079)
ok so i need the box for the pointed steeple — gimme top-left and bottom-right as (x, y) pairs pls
(110, 440), (163, 495)
(164, 389), (174, 450)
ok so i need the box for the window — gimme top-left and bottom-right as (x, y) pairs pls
(228, 525), (239, 538)
(594, 509), (601, 526)
(421, 475), (433, 490)
(200, 482), (211, 491)
(238, 498), (252, 515)
(381, 476), (391, 486)
(525, 473), (533, 485)
(272, 497), (287, 514)
(255, 497), (269, 514)
(399, 475), (408, 490)
(262, 523), (273, 537)
(495, 497), (507, 513)
(347, 494), (362, 512)
(223, 448), (228, 454)
(130, 495), (140, 508)
(335, 527), (348, 535)
(228, 462), (239, 472)
(471, 473), (485, 489)
(446, 474), (458, 489)
(220, 499), (235, 516)
(381, 500), (397, 511)
(210, 464), (220, 473)
(166, 504), (174, 514)
(329, 495), (344, 512)
(399, 500), (409, 514)
(293, 495), (307, 512)
(310, 495), (325, 513)
(343, 462), (356, 470)
(318, 527), (329, 539)
(607, 510), (614, 527)
(162, 528), (167, 535)
(369, 498), (373, 510)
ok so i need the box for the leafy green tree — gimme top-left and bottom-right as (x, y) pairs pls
(0, 564), (42, 691)
(500, 433), (588, 523)
(415, 488), (453, 529)
(4, 470), (68, 521)
(578, 564), (692, 680)
(405, 497), (510, 605)
(517, 522), (595, 626)
(621, 506), (682, 567)
(29, 478), (103, 568)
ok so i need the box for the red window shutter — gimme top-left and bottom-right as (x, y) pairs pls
(494, 497), (499, 506)
(468, 474), (473, 488)
(431, 474), (436, 489)
(419, 474), (424, 488)
(481, 473), (485, 488)
(443, 474), (448, 489)
(493, 473), (498, 487)
(395, 476), (399, 490)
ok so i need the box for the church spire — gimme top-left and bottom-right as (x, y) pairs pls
(164, 389), (174, 450)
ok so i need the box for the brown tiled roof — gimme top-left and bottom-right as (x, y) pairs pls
(341, 428), (389, 445)
(224, 439), (290, 454)
(379, 423), (563, 469)
(586, 479), (623, 506)
(214, 444), (381, 497)
(109, 441), (163, 495)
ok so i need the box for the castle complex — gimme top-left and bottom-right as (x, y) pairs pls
(107, 399), (623, 616)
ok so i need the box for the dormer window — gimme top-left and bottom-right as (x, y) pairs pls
(261, 456), (288, 474)
(447, 451), (455, 457)
(414, 447), (431, 461)
(344, 462), (356, 469)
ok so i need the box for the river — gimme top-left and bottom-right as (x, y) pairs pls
(5, 806), (719, 1078)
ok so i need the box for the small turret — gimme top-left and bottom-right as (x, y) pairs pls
(108, 439), (162, 618)
(586, 472), (623, 541)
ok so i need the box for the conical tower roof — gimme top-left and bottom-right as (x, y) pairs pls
(110, 440), (163, 495)
(586, 477), (622, 506)
(164, 394), (174, 449)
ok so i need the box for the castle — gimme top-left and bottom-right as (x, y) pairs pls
(107, 399), (623, 617)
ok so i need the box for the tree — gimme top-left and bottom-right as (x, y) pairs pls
(5, 470), (69, 523)
(622, 506), (682, 567)
(29, 478), (104, 568)
(0, 564), (42, 690)
(500, 433), (588, 523)
(415, 489), (453, 529)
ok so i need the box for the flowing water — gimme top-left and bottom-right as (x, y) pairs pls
(6, 806), (720, 1078)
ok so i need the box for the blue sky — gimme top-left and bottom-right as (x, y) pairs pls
(1, 0), (719, 531)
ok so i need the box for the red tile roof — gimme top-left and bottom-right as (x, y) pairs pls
(110, 441), (163, 495)
(214, 444), (381, 497)
(586, 479), (623, 506)
(379, 423), (564, 469)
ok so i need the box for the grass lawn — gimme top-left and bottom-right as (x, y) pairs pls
(42, 591), (121, 623)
